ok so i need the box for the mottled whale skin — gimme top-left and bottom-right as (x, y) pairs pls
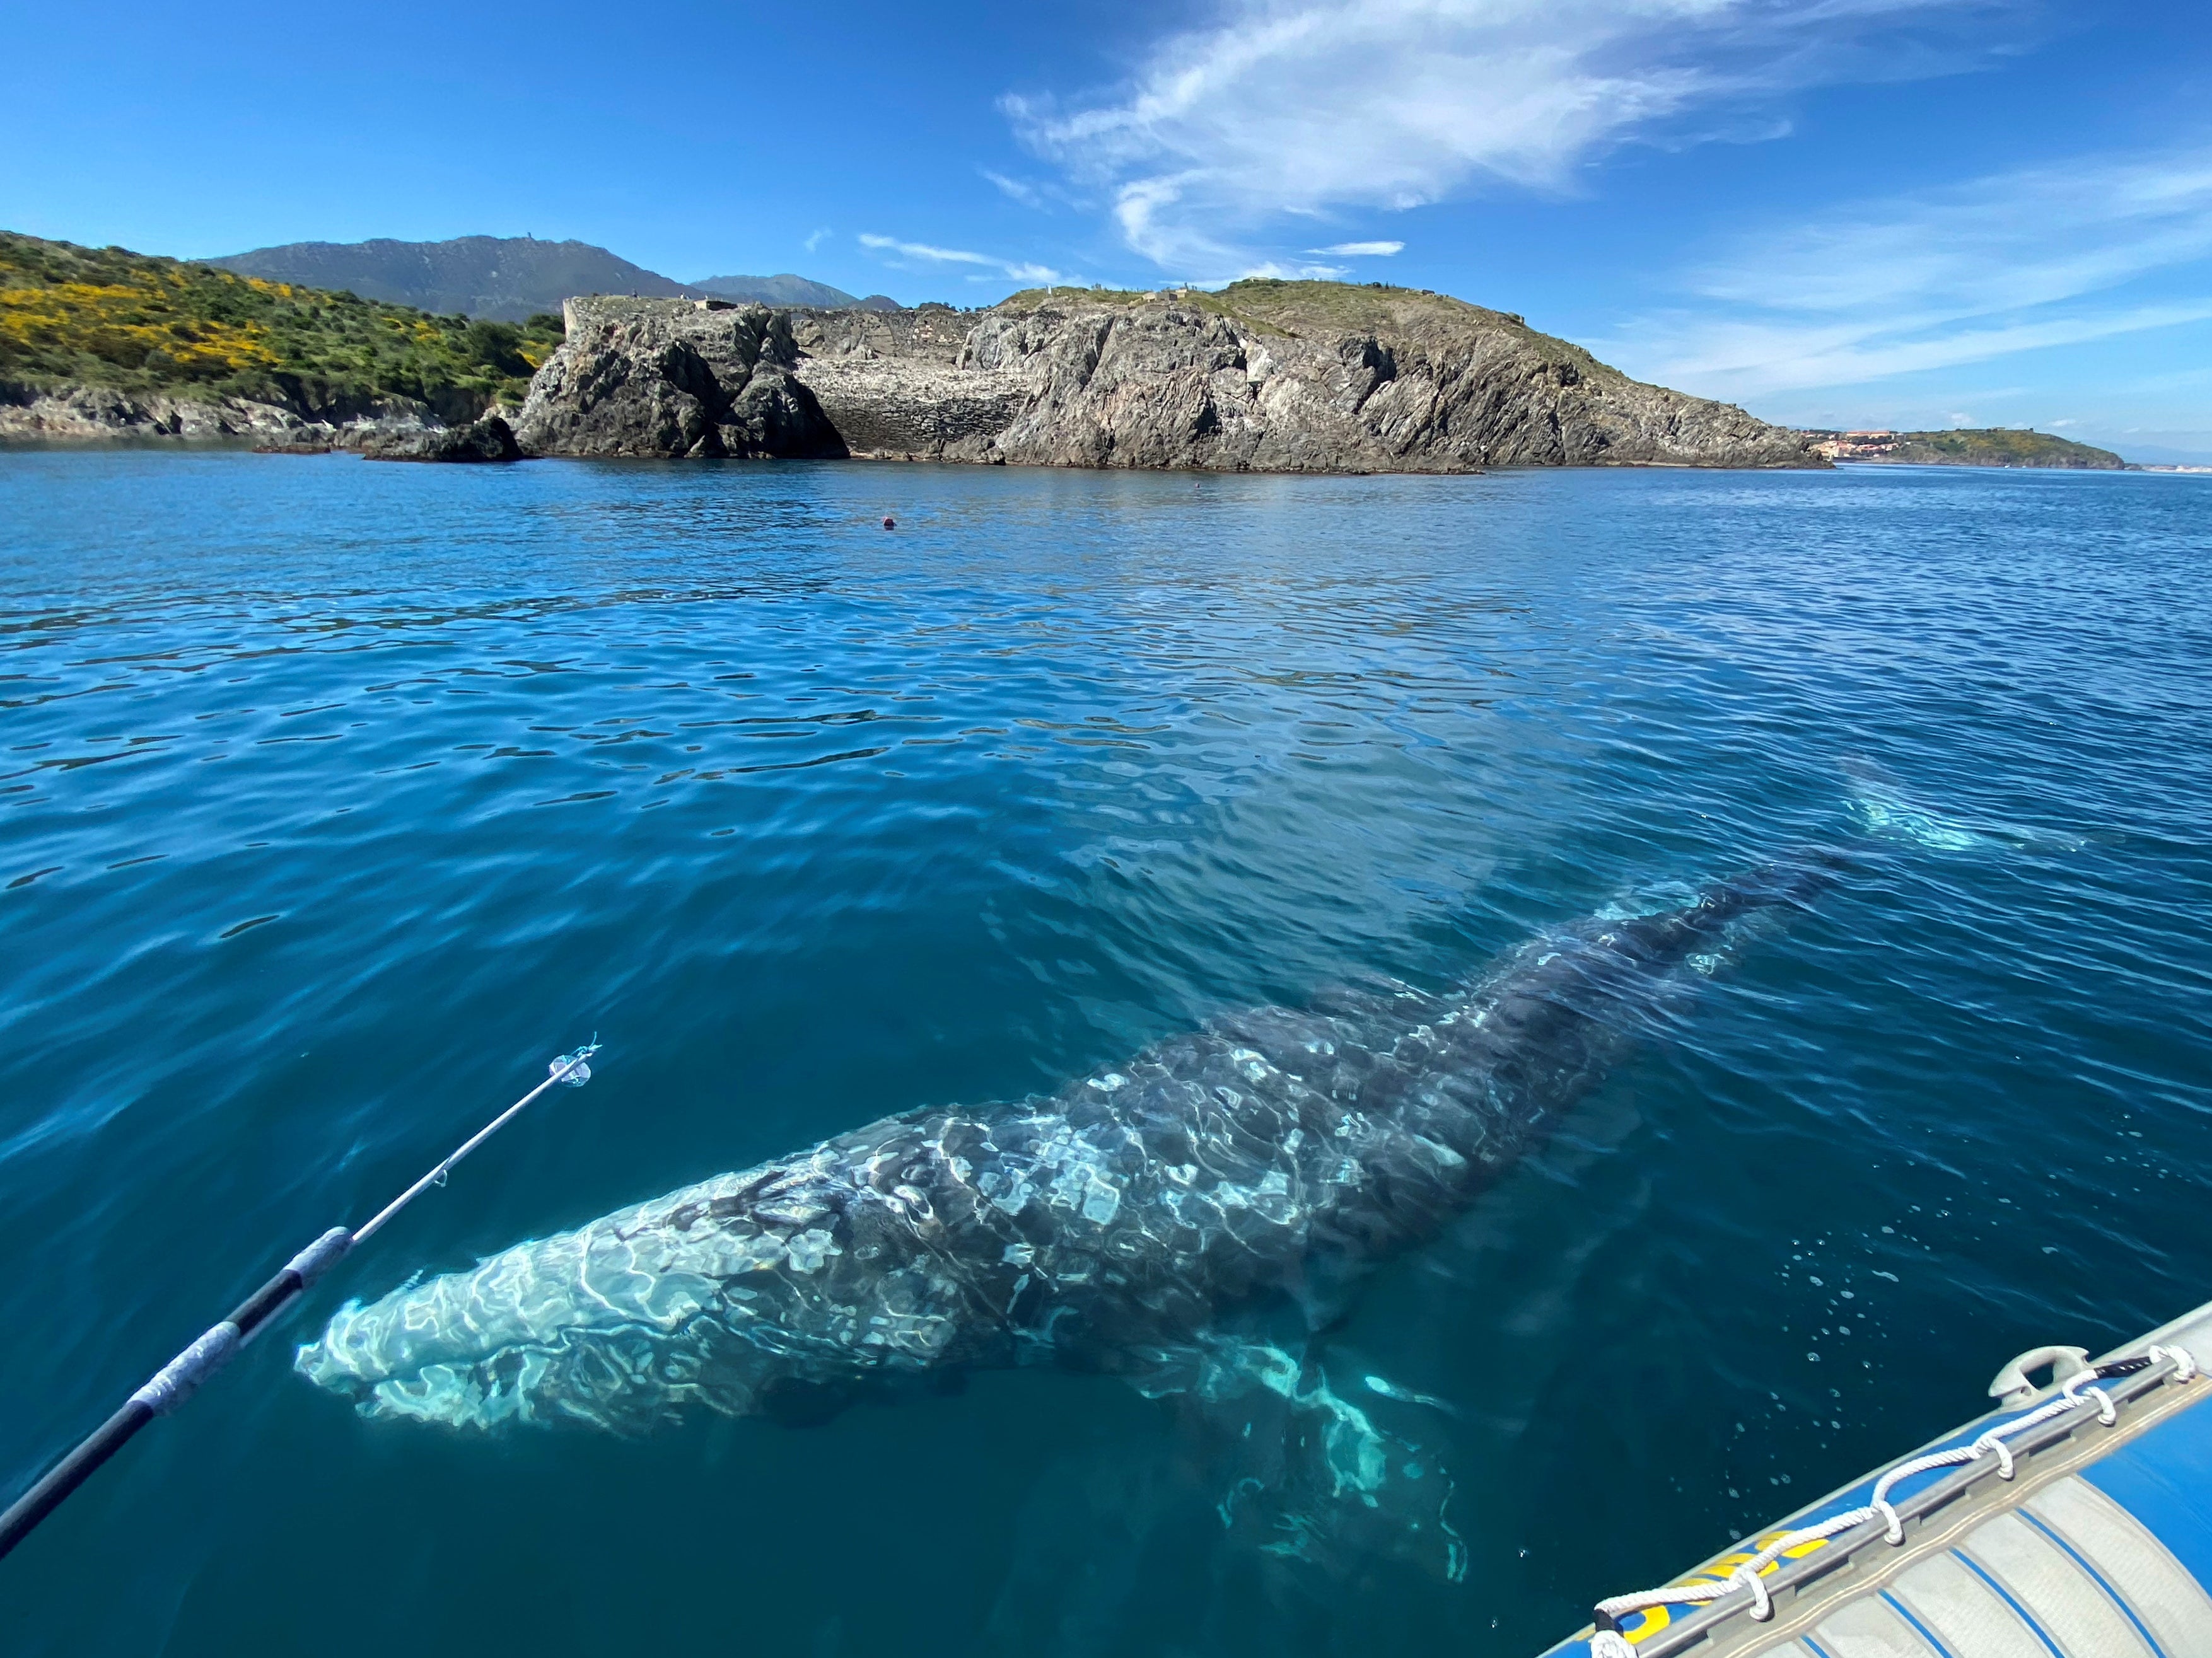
(297, 862), (1825, 1435)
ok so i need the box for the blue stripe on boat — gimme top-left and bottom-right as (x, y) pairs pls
(2019, 1504), (2168, 1658)
(1953, 1547), (2068, 1658)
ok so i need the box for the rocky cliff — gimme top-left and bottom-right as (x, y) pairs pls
(0, 381), (443, 449)
(513, 300), (844, 460)
(0, 383), (305, 443)
(512, 281), (1820, 471)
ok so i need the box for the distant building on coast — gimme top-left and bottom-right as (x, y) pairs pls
(1797, 430), (1900, 461)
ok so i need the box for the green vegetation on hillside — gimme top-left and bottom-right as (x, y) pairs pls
(0, 231), (563, 421)
(1891, 429), (2122, 468)
(1814, 426), (2124, 468)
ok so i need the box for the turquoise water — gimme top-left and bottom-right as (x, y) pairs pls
(1, 451), (2208, 1655)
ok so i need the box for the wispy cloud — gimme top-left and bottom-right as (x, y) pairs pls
(802, 228), (831, 254)
(982, 170), (1044, 207)
(1607, 149), (2212, 398)
(858, 232), (1063, 285)
(1007, 0), (2011, 270)
(1312, 240), (1405, 257)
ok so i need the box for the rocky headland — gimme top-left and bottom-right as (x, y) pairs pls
(511, 282), (1821, 472)
(1802, 427), (2124, 470)
(1, 229), (1819, 472)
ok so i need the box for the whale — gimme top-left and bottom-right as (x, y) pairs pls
(296, 857), (1832, 1562)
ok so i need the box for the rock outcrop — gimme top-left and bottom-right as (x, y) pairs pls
(0, 383), (311, 443)
(361, 415), (523, 463)
(514, 299), (844, 460)
(511, 282), (1821, 471)
(0, 381), (446, 450)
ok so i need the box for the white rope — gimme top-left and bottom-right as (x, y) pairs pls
(1586, 1345), (2196, 1658)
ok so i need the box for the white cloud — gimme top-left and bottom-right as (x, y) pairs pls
(802, 228), (831, 253)
(982, 170), (1045, 208)
(858, 233), (1064, 285)
(858, 233), (986, 264)
(1008, 0), (2006, 269)
(1607, 149), (2212, 398)
(1312, 240), (1405, 257)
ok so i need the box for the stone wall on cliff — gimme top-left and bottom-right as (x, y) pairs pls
(511, 284), (1822, 472)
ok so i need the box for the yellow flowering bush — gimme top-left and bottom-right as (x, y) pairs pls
(0, 280), (280, 376)
(0, 231), (564, 420)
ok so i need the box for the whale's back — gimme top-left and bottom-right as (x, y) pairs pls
(298, 862), (1822, 1431)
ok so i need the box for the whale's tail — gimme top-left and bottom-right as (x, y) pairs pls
(1844, 760), (2090, 854)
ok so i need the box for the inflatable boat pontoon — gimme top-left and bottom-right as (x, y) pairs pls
(1544, 1297), (2212, 1657)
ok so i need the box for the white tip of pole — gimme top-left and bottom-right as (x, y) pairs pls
(551, 1040), (600, 1088)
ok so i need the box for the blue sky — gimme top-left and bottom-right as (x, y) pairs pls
(4, 1), (2211, 458)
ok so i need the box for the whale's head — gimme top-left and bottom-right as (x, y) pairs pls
(296, 1152), (977, 1433)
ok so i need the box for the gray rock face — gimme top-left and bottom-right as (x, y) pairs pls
(0, 381), (450, 451)
(513, 299), (844, 460)
(510, 284), (1820, 471)
(361, 415), (522, 463)
(0, 383), (309, 443)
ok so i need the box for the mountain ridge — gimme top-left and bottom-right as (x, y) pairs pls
(211, 235), (897, 322)
(692, 273), (900, 311)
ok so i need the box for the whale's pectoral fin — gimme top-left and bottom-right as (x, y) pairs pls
(1123, 1334), (1467, 1582)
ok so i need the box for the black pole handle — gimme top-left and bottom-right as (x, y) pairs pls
(0, 1227), (351, 1563)
(0, 1041), (596, 1563)
(0, 1401), (154, 1559)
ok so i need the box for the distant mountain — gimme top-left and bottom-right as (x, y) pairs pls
(692, 272), (900, 311)
(209, 236), (699, 322)
(211, 236), (901, 321)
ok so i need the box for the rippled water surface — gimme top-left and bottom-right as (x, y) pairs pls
(3, 452), (2208, 1656)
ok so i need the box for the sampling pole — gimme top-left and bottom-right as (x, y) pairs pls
(0, 1040), (601, 1563)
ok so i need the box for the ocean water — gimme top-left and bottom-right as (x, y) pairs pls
(1, 451), (2208, 1656)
